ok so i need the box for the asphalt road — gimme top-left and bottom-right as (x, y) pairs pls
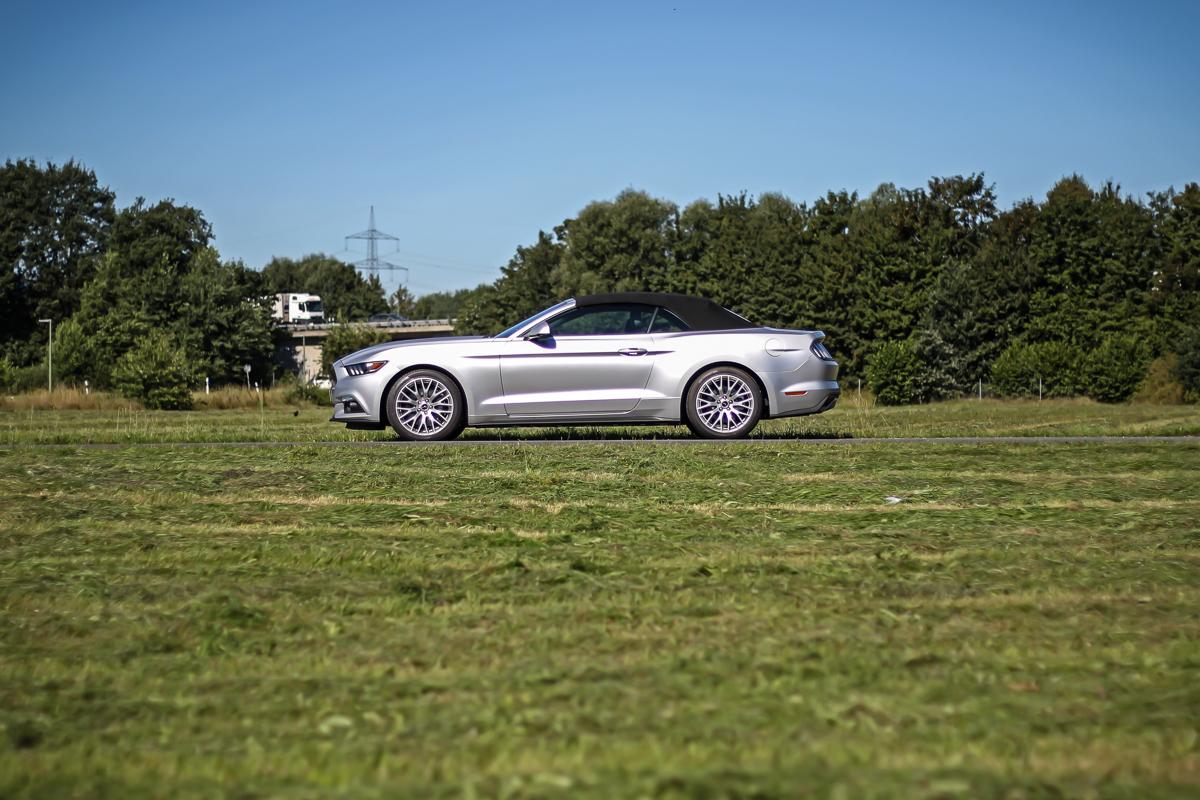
(3, 435), (1199, 449)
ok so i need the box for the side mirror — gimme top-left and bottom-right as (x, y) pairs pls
(524, 321), (552, 341)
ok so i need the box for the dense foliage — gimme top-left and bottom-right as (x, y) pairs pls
(0, 159), (115, 364)
(457, 178), (1199, 403)
(3, 159), (1198, 404)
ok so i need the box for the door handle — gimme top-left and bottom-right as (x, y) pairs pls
(618, 347), (647, 356)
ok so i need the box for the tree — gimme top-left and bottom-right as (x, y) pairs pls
(456, 232), (563, 335)
(321, 324), (392, 376)
(70, 200), (273, 387)
(0, 159), (115, 364)
(390, 285), (415, 317)
(112, 332), (195, 410)
(552, 190), (677, 296)
(1149, 183), (1200, 349)
(259, 254), (387, 322)
(412, 287), (484, 320)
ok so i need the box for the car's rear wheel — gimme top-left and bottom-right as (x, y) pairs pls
(685, 366), (762, 439)
(385, 369), (465, 441)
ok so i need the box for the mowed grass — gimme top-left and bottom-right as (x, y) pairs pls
(1, 440), (1198, 797)
(1, 396), (1199, 444)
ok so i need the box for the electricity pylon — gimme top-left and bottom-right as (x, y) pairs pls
(345, 206), (408, 285)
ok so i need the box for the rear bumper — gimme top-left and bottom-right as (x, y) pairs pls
(767, 383), (840, 418)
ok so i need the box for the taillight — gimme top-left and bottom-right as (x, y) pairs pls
(811, 341), (835, 361)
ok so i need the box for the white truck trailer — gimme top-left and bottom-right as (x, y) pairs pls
(272, 293), (325, 324)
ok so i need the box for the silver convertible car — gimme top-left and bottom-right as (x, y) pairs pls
(330, 292), (839, 440)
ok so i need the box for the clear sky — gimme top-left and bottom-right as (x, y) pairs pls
(2, 0), (1197, 297)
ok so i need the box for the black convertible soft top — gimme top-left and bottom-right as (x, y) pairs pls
(576, 292), (755, 331)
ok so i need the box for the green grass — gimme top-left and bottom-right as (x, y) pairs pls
(1, 396), (1198, 444)
(2, 439), (1198, 797)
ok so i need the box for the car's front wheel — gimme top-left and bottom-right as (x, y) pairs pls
(385, 369), (465, 441)
(685, 366), (763, 439)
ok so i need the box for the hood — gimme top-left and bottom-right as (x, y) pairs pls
(336, 336), (488, 366)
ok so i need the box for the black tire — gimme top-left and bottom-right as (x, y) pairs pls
(684, 366), (763, 439)
(384, 369), (466, 441)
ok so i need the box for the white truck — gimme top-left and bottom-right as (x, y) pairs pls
(272, 293), (325, 324)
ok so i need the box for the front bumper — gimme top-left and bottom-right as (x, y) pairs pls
(328, 361), (388, 426)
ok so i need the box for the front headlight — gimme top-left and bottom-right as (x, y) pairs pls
(344, 360), (388, 376)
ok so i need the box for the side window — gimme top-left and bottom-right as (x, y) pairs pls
(649, 307), (688, 333)
(548, 304), (656, 336)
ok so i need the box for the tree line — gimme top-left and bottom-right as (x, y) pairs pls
(455, 176), (1200, 403)
(3, 159), (1198, 407)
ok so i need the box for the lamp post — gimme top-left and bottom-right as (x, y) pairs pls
(38, 318), (52, 392)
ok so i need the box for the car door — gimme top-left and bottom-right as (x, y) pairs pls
(500, 303), (658, 416)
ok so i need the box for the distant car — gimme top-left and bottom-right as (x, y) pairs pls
(330, 292), (840, 440)
(368, 313), (408, 323)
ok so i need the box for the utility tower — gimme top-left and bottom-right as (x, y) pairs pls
(345, 206), (408, 285)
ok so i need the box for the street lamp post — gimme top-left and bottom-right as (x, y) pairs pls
(38, 318), (52, 392)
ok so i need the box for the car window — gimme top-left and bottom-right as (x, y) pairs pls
(548, 304), (656, 336)
(649, 307), (689, 332)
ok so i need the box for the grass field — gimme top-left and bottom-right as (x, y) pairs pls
(2, 396), (1199, 444)
(2, 432), (1198, 797)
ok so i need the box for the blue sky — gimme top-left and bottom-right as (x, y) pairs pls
(2, 0), (1197, 296)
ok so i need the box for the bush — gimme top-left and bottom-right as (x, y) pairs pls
(991, 340), (1082, 398)
(112, 333), (195, 410)
(320, 324), (392, 377)
(283, 380), (331, 406)
(1178, 329), (1200, 402)
(1082, 334), (1148, 403)
(866, 341), (923, 405)
(1132, 354), (1186, 404)
(2, 360), (49, 393)
(52, 317), (93, 385)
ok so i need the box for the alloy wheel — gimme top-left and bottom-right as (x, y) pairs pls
(695, 373), (755, 434)
(394, 376), (455, 436)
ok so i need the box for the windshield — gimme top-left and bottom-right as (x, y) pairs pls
(493, 299), (574, 338)
(303, 300), (323, 313)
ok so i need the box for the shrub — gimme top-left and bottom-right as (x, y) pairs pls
(991, 340), (1082, 398)
(1082, 334), (1148, 403)
(282, 378), (330, 406)
(1132, 354), (1186, 405)
(910, 328), (960, 401)
(52, 317), (93, 385)
(866, 340), (923, 405)
(3, 361), (49, 393)
(320, 324), (392, 377)
(112, 333), (195, 410)
(1178, 329), (1200, 402)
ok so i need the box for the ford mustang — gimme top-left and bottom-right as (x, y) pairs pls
(329, 292), (839, 440)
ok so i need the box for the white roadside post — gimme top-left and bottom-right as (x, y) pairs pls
(38, 318), (52, 392)
(84, 380), (89, 396)
(205, 376), (210, 395)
